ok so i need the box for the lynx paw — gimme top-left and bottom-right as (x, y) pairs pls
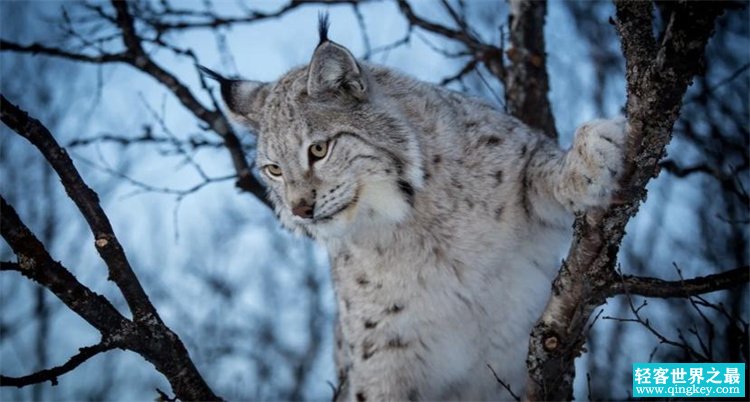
(557, 117), (628, 210)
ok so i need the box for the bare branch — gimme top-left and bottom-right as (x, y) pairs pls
(439, 58), (478, 86)
(1, 196), (130, 333)
(1, 3), (270, 206)
(439, 0), (471, 33)
(660, 159), (749, 204)
(74, 154), (236, 200)
(603, 297), (710, 362)
(0, 100), (222, 401)
(609, 266), (749, 298)
(661, 160), (728, 178)
(0, 261), (20, 271)
(487, 364), (521, 402)
(68, 131), (224, 150)
(397, 0), (478, 46)
(505, 0), (557, 138)
(111, 0), (268, 204)
(525, 1), (730, 400)
(1, 342), (115, 388)
(0, 95), (158, 321)
(397, 0), (556, 137)
(683, 62), (750, 104)
(0, 40), (126, 63)
(364, 32), (411, 60)
(396, 0), (505, 83)
(139, 1), (358, 34)
(351, 3), (372, 57)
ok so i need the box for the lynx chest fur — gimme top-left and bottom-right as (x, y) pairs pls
(208, 17), (627, 402)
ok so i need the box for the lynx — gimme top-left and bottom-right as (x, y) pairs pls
(202, 16), (627, 401)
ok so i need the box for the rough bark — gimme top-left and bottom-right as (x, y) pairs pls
(506, 0), (557, 138)
(525, 2), (730, 400)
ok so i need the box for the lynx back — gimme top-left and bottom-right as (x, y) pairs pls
(207, 16), (627, 401)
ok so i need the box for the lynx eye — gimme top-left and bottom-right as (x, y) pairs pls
(309, 141), (329, 162)
(264, 164), (283, 178)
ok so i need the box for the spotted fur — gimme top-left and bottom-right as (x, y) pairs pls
(212, 18), (627, 401)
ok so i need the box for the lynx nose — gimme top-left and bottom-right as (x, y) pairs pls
(291, 200), (314, 219)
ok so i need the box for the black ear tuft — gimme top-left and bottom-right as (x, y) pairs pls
(197, 64), (268, 127)
(197, 65), (224, 81)
(318, 12), (330, 46)
(197, 65), (234, 107)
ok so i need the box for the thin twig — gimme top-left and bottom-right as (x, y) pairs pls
(1, 342), (115, 388)
(487, 364), (521, 402)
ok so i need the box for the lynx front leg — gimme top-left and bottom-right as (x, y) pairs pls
(554, 117), (628, 211)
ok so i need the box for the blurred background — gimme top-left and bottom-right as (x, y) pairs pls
(0, 1), (747, 400)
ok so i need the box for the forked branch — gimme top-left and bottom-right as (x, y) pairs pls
(1, 343), (115, 388)
(525, 1), (731, 400)
(0, 196), (129, 334)
(396, 0), (506, 90)
(1, 95), (158, 321)
(0, 2), (270, 205)
(0, 99), (222, 401)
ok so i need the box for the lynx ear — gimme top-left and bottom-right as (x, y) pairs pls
(198, 65), (269, 130)
(307, 15), (367, 101)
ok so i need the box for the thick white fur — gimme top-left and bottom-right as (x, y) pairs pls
(224, 40), (628, 401)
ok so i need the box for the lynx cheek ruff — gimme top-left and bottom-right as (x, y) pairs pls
(205, 14), (627, 401)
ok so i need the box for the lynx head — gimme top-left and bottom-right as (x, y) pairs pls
(206, 15), (423, 239)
